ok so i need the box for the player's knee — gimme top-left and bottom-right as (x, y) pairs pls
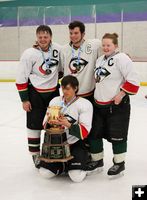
(39, 167), (56, 179)
(68, 170), (87, 183)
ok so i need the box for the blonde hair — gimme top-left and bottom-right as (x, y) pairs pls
(102, 33), (118, 45)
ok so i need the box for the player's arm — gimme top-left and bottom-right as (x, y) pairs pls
(16, 50), (33, 111)
(118, 54), (140, 95)
(68, 101), (93, 140)
(113, 54), (140, 105)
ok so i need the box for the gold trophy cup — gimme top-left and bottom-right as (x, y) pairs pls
(40, 106), (73, 162)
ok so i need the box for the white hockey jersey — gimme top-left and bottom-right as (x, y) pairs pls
(94, 52), (140, 105)
(43, 96), (93, 144)
(60, 39), (101, 96)
(16, 43), (61, 101)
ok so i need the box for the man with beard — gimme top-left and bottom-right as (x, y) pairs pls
(60, 21), (101, 103)
(16, 25), (61, 168)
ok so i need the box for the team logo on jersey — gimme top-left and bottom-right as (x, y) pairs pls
(39, 58), (59, 75)
(94, 66), (110, 83)
(69, 57), (88, 74)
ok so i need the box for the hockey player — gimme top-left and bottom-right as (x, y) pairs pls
(88, 33), (140, 177)
(60, 21), (101, 103)
(16, 25), (61, 168)
(39, 75), (93, 182)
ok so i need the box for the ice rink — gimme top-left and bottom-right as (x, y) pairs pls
(0, 83), (147, 200)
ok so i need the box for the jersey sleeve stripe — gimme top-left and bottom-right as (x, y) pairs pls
(79, 124), (89, 140)
(16, 82), (28, 91)
(121, 81), (139, 94)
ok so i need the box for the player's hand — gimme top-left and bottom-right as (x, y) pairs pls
(57, 116), (71, 128)
(112, 91), (126, 105)
(22, 101), (32, 112)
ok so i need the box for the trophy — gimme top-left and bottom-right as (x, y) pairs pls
(40, 106), (73, 162)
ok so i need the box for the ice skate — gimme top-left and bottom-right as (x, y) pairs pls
(86, 159), (104, 175)
(107, 161), (125, 179)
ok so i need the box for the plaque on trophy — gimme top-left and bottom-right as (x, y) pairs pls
(39, 106), (74, 162)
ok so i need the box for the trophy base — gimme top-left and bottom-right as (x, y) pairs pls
(41, 128), (74, 163)
(39, 156), (74, 163)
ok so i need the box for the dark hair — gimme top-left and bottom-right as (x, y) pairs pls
(68, 21), (85, 34)
(36, 25), (52, 36)
(102, 33), (118, 45)
(61, 75), (79, 93)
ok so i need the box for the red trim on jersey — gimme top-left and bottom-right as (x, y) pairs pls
(121, 81), (139, 94)
(34, 86), (57, 93)
(16, 82), (28, 91)
(95, 99), (113, 105)
(79, 124), (88, 139)
(77, 90), (94, 97)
